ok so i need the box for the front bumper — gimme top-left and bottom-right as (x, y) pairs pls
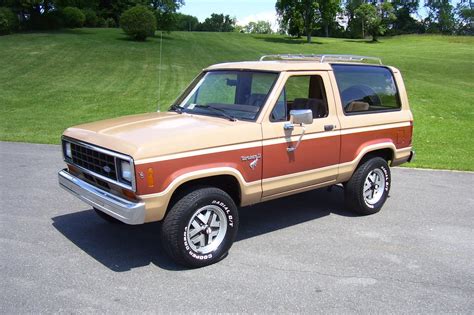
(58, 169), (146, 225)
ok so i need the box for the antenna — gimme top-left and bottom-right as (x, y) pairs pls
(157, 31), (163, 111)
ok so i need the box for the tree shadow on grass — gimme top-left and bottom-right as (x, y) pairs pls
(116, 32), (176, 42)
(343, 39), (379, 44)
(254, 35), (324, 45)
(29, 28), (97, 36)
(52, 185), (354, 272)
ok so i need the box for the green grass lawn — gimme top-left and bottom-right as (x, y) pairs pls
(0, 29), (473, 170)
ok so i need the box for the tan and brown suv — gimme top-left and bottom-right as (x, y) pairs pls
(58, 54), (414, 267)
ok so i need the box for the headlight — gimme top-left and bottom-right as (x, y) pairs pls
(120, 160), (132, 183)
(64, 142), (72, 159)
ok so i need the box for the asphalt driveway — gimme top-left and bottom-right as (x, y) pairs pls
(1, 141), (473, 313)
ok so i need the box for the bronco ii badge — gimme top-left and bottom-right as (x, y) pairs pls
(241, 154), (262, 170)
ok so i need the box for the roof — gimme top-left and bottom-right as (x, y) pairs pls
(205, 61), (334, 72)
(205, 54), (386, 72)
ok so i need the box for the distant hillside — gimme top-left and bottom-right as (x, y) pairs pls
(0, 29), (473, 170)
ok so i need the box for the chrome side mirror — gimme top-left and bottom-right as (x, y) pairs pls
(283, 109), (313, 152)
(290, 109), (313, 125)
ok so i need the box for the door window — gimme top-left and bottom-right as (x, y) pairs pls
(270, 75), (328, 122)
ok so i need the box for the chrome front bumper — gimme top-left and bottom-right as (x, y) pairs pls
(58, 169), (146, 225)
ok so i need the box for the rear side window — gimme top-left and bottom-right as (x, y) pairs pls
(332, 64), (401, 114)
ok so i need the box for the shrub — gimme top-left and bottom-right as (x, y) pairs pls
(0, 7), (18, 35)
(120, 5), (156, 41)
(43, 10), (64, 29)
(105, 17), (116, 28)
(83, 9), (98, 27)
(96, 17), (106, 27)
(62, 7), (85, 28)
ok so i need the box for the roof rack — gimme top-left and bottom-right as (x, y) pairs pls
(259, 54), (383, 65)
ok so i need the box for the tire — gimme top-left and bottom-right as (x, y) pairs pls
(161, 187), (239, 268)
(344, 157), (391, 215)
(93, 208), (124, 224)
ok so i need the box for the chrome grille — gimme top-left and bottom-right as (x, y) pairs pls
(70, 143), (117, 181)
(63, 138), (136, 191)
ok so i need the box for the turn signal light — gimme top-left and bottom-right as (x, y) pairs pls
(122, 189), (136, 199)
(147, 168), (154, 188)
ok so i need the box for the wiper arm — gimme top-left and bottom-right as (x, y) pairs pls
(169, 104), (184, 114)
(194, 105), (237, 122)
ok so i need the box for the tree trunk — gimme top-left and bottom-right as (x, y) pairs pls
(361, 20), (365, 39)
(304, 16), (312, 43)
(324, 23), (329, 37)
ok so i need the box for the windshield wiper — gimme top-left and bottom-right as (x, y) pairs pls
(193, 105), (237, 122)
(169, 104), (184, 114)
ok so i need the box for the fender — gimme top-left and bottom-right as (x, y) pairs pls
(337, 141), (397, 182)
(141, 166), (261, 206)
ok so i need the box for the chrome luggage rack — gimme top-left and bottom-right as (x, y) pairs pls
(259, 54), (383, 65)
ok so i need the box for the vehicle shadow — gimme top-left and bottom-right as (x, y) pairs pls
(52, 185), (353, 272)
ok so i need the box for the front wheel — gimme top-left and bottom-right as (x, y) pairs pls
(344, 157), (391, 215)
(161, 187), (239, 268)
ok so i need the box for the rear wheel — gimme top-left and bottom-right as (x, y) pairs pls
(161, 187), (239, 268)
(344, 157), (391, 215)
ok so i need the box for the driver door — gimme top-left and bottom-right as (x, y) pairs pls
(261, 71), (341, 199)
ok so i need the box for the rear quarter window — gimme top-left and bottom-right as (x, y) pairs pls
(332, 64), (401, 114)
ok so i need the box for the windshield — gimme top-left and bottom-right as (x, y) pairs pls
(172, 70), (279, 121)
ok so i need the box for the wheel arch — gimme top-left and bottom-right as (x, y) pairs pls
(168, 174), (242, 210)
(338, 142), (396, 183)
(359, 148), (394, 166)
(162, 167), (261, 219)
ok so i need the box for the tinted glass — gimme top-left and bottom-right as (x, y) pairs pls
(332, 65), (401, 114)
(178, 71), (278, 121)
(270, 75), (328, 121)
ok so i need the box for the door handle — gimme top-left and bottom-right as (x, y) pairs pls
(324, 124), (335, 131)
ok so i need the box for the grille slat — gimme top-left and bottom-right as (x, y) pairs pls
(70, 143), (117, 181)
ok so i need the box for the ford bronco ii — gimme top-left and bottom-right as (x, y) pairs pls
(58, 54), (414, 267)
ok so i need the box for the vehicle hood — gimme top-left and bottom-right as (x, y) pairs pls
(63, 112), (262, 161)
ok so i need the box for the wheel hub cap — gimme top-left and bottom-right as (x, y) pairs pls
(186, 205), (228, 254)
(363, 169), (386, 205)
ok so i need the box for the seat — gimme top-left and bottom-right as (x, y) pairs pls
(292, 98), (327, 118)
(346, 101), (369, 112)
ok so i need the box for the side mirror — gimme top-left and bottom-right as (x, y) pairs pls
(290, 109), (313, 125)
(283, 109), (313, 153)
(284, 109), (313, 131)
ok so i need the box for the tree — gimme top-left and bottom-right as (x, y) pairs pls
(198, 13), (235, 32)
(391, 0), (423, 34)
(425, 0), (455, 34)
(62, 6), (85, 27)
(276, 0), (320, 43)
(345, 0), (365, 38)
(318, 0), (340, 37)
(97, 0), (182, 30)
(355, 2), (395, 41)
(120, 5), (156, 40)
(151, 0), (183, 32)
(174, 12), (198, 31)
(0, 6), (18, 34)
(455, 1), (473, 35)
(244, 20), (273, 34)
(83, 8), (98, 26)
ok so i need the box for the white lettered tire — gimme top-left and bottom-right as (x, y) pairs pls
(161, 187), (239, 268)
(344, 157), (391, 215)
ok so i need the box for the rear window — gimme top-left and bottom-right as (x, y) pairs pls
(332, 64), (401, 114)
